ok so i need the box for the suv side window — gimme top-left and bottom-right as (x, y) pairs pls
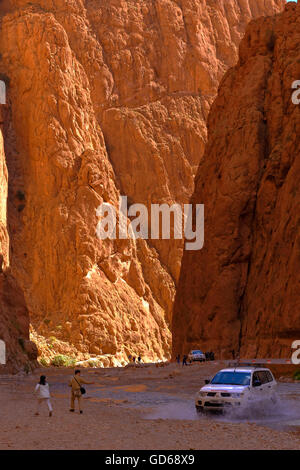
(252, 372), (260, 386)
(257, 371), (268, 384)
(266, 371), (273, 383)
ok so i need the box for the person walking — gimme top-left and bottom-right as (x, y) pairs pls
(34, 375), (53, 417)
(69, 369), (94, 414)
(182, 354), (188, 366)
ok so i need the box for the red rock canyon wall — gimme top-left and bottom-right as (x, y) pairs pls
(0, 0), (284, 366)
(173, 1), (300, 359)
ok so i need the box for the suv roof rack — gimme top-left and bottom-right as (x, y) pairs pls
(226, 361), (266, 368)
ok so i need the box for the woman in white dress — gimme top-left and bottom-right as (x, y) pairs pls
(34, 375), (53, 417)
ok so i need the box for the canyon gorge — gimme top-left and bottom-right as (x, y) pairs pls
(0, 0), (290, 371)
(173, 1), (300, 360)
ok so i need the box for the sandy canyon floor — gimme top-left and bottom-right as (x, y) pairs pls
(0, 362), (299, 450)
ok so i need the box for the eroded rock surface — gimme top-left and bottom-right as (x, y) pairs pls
(0, 0), (284, 365)
(173, 2), (300, 359)
(0, 105), (37, 372)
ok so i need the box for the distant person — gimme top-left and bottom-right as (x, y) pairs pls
(132, 356), (136, 363)
(176, 354), (180, 364)
(138, 356), (142, 363)
(34, 375), (53, 417)
(182, 355), (188, 366)
(69, 369), (94, 414)
(211, 351), (215, 361)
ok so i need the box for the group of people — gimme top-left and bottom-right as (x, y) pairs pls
(34, 369), (94, 416)
(205, 351), (215, 361)
(128, 355), (142, 363)
(34, 354), (145, 416)
(34, 351), (216, 415)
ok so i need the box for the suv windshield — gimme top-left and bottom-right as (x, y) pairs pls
(193, 351), (203, 354)
(211, 371), (251, 386)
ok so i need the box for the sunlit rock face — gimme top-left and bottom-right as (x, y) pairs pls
(0, 0), (284, 366)
(173, 2), (300, 359)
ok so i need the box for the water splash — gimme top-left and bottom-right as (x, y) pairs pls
(144, 384), (300, 431)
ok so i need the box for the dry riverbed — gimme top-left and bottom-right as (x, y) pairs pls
(0, 362), (299, 450)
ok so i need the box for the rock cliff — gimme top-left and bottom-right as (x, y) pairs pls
(0, 0), (284, 366)
(173, 1), (300, 359)
(0, 105), (37, 372)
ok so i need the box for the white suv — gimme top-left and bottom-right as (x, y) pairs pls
(195, 366), (277, 412)
(188, 350), (206, 362)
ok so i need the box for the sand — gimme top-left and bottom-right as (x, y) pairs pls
(0, 362), (299, 450)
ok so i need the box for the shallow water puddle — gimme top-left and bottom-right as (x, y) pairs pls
(143, 383), (300, 432)
(87, 379), (300, 432)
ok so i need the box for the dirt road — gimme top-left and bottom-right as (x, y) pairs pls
(0, 362), (299, 450)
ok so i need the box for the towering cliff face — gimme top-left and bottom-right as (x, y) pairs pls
(0, 105), (37, 372)
(0, 2), (171, 365)
(173, 2), (300, 359)
(0, 0), (284, 366)
(89, 0), (285, 283)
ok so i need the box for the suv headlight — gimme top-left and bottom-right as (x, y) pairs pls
(198, 392), (206, 397)
(231, 393), (243, 398)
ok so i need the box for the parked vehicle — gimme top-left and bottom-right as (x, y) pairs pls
(188, 350), (206, 362)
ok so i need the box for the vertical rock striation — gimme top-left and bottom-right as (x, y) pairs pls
(173, 2), (300, 359)
(0, 0), (285, 365)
